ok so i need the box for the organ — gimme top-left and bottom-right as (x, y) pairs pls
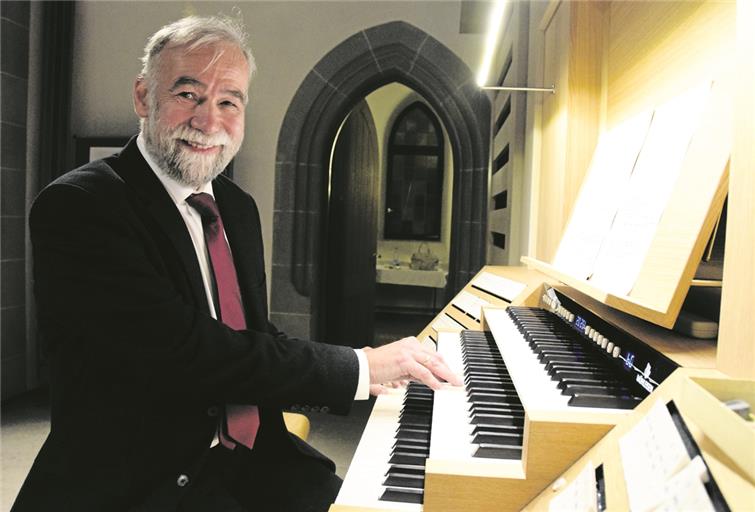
(331, 0), (754, 510)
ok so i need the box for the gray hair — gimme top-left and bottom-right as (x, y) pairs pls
(140, 15), (256, 86)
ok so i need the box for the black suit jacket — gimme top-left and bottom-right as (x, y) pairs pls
(14, 138), (359, 511)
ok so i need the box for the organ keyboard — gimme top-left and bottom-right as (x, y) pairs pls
(331, 267), (683, 512)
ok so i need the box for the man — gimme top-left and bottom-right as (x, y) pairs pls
(14, 15), (459, 512)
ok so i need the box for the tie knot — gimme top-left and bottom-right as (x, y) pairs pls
(186, 192), (220, 222)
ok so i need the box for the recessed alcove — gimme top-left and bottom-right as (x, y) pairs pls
(269, 21), (491, 342)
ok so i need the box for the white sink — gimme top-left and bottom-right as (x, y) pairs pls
(375, 263), (447, 288)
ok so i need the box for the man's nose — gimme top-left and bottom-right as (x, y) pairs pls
(190, 101), (221, 134)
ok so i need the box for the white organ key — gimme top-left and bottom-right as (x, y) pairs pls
(429, 332), (522, 474)
(430, 332), (476, 460)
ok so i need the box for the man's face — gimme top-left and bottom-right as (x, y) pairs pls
(134, 42), (249, 188)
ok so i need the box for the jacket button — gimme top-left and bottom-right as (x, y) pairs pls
(310, 406), (320, 413)
(206, 406), (219, 417)
(320, 406), (330, 413)
(176, 474), (190, 487)
(300, 405), (310, 412)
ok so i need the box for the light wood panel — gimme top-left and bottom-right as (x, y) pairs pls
(606, 0), (736, 126)
(527, 0), (734, 330)
(717, 0), (755, 379)
(523, 369), (755, 511)
(417, 265), (552, 344)
(535, 1), (570, 262)
(535, 1), (606, 263)
(424, 414), (613, 512)
(562, 1), (607, 230)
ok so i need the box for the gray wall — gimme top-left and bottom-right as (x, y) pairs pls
(1, 2), (30, 399)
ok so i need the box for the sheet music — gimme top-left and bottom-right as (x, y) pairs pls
(553, 111), (653, 280)
(548, 461), (598, 512)
(650, 456), (716, 512)
(552, 71), (732, 296)
(589, 81), (713, 295)
(619, 401), (691, 511)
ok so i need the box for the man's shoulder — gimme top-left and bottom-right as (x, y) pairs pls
(34, 150), (141, 217)
(51, 158), (124, 192)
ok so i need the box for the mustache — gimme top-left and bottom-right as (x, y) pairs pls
(172, 126), (231, 148)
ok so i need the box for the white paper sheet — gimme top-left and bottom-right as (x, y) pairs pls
(619, 401), (691, 511)
(650, 456), (716, 512)
(553, 111), (653, 280)
(589, 81), (712, 295)
(548, 461), (598, 512)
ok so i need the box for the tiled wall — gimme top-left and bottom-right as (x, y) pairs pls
(1, 1), (30, 399)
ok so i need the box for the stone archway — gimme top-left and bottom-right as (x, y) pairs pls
(269, 21), (490, 340)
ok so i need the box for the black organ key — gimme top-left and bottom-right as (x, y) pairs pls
(460, 330), (525, 461)
(389, 452), (427, 466)
(561, 384), (632, 397)
(550, 369), (615, 381)
(383, 472), (425, 489)
(473, 431), (524, 445)
(507, 306), (646, 410)
(568, 392), (643, 409)
(471, 413), (525, 427)
(474, 444), (523, 459)
(468, 392), (522, 405)
(380, 382), (434, 505)
(380, 488), (424, 505)
(471, 424), (524, 436)
(557, 377), (625, 390)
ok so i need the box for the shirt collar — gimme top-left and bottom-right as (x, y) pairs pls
(136, 132), (214, 206)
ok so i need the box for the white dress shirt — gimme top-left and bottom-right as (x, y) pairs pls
(136, 134), (369, 401)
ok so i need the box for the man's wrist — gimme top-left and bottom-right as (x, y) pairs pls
(353, 349), (370, 400)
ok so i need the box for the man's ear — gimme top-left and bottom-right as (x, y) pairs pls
(133, 76), (149, 118)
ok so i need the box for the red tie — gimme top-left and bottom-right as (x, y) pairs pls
(186, 192), (260, 449)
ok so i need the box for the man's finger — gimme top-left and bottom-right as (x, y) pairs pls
(414, 349), (463, 387)
(405, 359), (443, 390)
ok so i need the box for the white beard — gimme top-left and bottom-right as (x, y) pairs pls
(142, 106), (242, 189)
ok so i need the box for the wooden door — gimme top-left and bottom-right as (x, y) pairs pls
(323, 100), (379, 348)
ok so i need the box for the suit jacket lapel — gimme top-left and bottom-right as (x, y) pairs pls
(109, 137), (211, 315)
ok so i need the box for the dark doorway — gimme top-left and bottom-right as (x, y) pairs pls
(323, 101), (380, 348)
(269, 21), (490, 343)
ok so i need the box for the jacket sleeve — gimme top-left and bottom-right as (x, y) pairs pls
(30, 181), (359, 413)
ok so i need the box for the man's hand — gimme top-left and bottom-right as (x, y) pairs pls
(363, 337), (463, 395)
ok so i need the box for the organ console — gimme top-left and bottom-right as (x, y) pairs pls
(331, 267), (754, 512)
(329, 0), (754, 508)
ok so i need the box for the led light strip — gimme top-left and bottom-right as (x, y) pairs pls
(476, 0), (507, 87)
(476, 0), (556, 94)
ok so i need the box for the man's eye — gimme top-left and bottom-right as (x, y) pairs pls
(221, 100), (238, 109)
(177, 92), (196, 100)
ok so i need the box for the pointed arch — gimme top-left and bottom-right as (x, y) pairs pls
(270, 21), (490, 339)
